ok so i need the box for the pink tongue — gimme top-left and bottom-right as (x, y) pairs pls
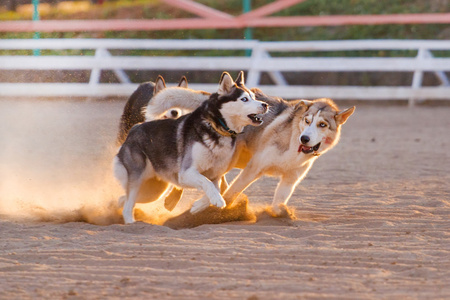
(298, 145), (311, 152)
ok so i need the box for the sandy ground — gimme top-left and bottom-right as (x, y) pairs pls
(0, 98), (449, 299)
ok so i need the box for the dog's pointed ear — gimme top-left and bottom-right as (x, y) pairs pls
(218, 72), (235, 95)
(177, 76), (188, 88)
(335, 106), (355, 125)
(294, 99), (313, 112)
(234, 71), (245, 86)
(250, 87), (263, 95)
(154, 75), (167, 95)
(251, 87), (265, 100)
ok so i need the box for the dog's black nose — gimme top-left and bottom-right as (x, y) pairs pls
(170, 110), (179, 117)
(301, 135), (310, 144)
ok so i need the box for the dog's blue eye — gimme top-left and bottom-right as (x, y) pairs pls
(241, 97), (248, 102)
(319, 122), (327, 128)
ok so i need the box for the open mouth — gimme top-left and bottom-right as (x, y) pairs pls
(248, 114), (263, 125)
(298, 142), (321, 154)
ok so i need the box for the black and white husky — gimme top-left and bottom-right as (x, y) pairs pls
(113, 71), (268, 224)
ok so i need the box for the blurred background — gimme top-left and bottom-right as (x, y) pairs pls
(0, 0), (449, 104)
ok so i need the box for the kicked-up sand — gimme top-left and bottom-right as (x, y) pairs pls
(0, 98), (449, 299)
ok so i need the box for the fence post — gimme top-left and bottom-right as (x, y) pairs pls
(32, 0), (40, 56)
(89, 48), (103, 86)
(409, 48), (426, 107)
(263, 51), (288, 86)
(243, 0), (253, 57)
(247, 44), (263, 87)
(103, 49), (131, 84)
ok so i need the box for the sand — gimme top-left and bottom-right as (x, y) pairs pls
(0, 98), (449, 299)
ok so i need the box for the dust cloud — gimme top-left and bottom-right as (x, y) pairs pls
(0, 98), (124, 225)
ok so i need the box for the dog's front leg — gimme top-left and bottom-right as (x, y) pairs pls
(271, 176), (299, 215)
(223, 161), (263, 206)
(179, 168), (226, 209)
(219, 175), (229, 194)
(190, 178), (222, 214)
(271, 163), (313, 215)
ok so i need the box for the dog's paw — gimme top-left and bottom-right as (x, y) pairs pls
(123, 216), (135, 224)
(122, 207), (136, 224)
(270, 204), (295, 218)
(271, 204), (283, 216)
(190, 197), (210, 214)
(210, 194), (226, 209)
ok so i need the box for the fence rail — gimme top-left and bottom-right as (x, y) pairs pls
(1, 39), (449, 106)
(1, 13), (450, 32)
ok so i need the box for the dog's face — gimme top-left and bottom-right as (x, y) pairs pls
(217, 71), (268, 127)
(298, 99), (355, 156)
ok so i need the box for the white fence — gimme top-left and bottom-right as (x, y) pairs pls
(1, 39), (449, 105)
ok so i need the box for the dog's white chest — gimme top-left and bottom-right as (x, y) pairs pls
(191, 138), (234, 176)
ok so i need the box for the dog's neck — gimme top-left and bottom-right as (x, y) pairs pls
(218, 117), (238, 137)
(209, 116), (238, 137)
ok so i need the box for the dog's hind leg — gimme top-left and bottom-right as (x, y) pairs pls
(113, 156), (130, 208)
(121, 177), (170, 222)
(136, 178), (170, 204)
(123, 176), (143, 224)
(118, 195), (126, 207)
(117, 148), (151, 224)
(164, 187), (184, 211)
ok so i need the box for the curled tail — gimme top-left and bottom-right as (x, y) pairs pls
(144, 88), (210, 121)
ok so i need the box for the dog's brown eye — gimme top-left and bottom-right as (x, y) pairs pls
(305, 119), (310, 124)
(319, 122), (327, 128)
(241, 97), (248, 102)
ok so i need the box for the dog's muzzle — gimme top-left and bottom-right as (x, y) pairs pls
(248, 103), (269, 125)
(247, 114), (263, 125)
(298, 142), (321, 155)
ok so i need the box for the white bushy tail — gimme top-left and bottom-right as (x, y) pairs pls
(144, 87), (210, 121)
